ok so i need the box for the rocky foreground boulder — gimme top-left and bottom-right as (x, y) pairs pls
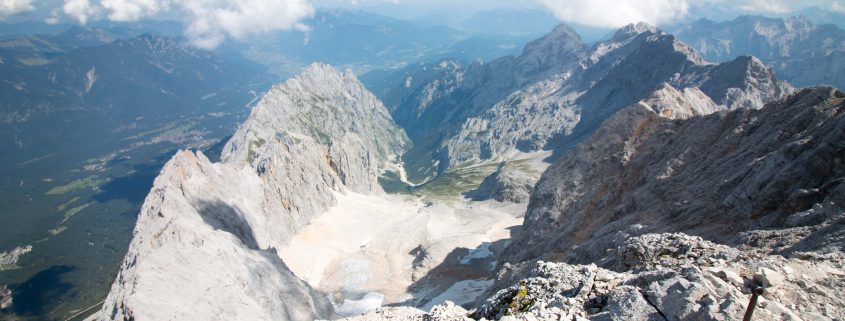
(340, 231), (844, 321)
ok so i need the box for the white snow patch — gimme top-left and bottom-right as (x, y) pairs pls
(422, 279), (494, 311)
(280, 191), (524, 306)
(459, 242), (494, 265)
(335, 292), (385, 317)
(382, 162), (429, 187)
(85, 67), (96, 93)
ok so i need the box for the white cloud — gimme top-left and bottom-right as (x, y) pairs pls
(537, 0), (690, 28)
(0, 0), (35, 17)
(56, 0), (314, 49)
(101, 0), (168, 21)
(538, 0), (845, 28)
(63, 0), (100, 24)
(832, 1), (845, 14)
(727, 0), (791, 13)
(179, 0), (314, 49)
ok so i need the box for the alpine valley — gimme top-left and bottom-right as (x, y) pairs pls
(1, 6), (845, 321)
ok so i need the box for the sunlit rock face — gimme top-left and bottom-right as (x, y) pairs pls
(99, 64), (408, 321)
(374, 22), (791, 175)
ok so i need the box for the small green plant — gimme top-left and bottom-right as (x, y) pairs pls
(246, 138), (267, 163)
(505, 281), (534, 315)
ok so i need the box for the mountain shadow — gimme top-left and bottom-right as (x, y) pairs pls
(10, 265), (76, 317)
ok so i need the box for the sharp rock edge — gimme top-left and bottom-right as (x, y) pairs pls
(98, 63), (408, 321)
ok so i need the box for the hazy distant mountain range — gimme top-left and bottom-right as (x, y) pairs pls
(674, 15), (845, 89)
(362, 22), (790, 181)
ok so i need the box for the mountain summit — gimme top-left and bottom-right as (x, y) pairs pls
(99, 64), (408, 320)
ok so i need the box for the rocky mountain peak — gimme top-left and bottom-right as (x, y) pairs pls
(99, 64), (409, 320)
(782, 15), (814, 29)
(588, 23), (709, 74)
(611, 21), (659, 42)
(639, 83), (724, 119)
(513, 23), (588, 79)
(222, 62), (408, 174)
(698, 54), (793, 110)
(520, 23), (584, 58)
(298, 62), (359, 88)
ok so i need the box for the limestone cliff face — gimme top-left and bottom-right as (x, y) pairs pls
(503, 86), (845, 266)
(373, 22), (792, 174)
(100, 151), (334, 321)
(223, 63), (408, 193)
(99, 64), (408, 321)
(219, 63), (408, 239)
(443, 24), (792, 168)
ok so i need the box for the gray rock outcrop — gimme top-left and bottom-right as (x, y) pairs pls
(504, 86), (845, 267)
(0, 245), (31, 268)
(0, 285), (10, 311)
(370, 22), (792, 174)
(337, 231), (845, 320)
(99, 64), (408, 321)
(474, 232), (844, 321)
(444, 25), (791, 169)
(468, 162), (538, 203)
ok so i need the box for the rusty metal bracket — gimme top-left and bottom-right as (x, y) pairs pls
(742, 286), (765, 321)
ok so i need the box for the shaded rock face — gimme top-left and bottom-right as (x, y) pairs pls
(0, 285), (11, 311)
(220, 63), (409, 241)
(468, 162), (538, 203)
(99, 64), (408, 321)
(503, 86), (845, 266)
(675, 15), (845, 89)
(373, 22), (791, 174)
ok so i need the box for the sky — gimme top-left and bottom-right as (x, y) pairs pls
(1, 0), (844, 49)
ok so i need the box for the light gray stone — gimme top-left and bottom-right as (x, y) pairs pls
(755, 268), (786, 289)
(469, 162), (538, 203)
(99, 64), (409, 321)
